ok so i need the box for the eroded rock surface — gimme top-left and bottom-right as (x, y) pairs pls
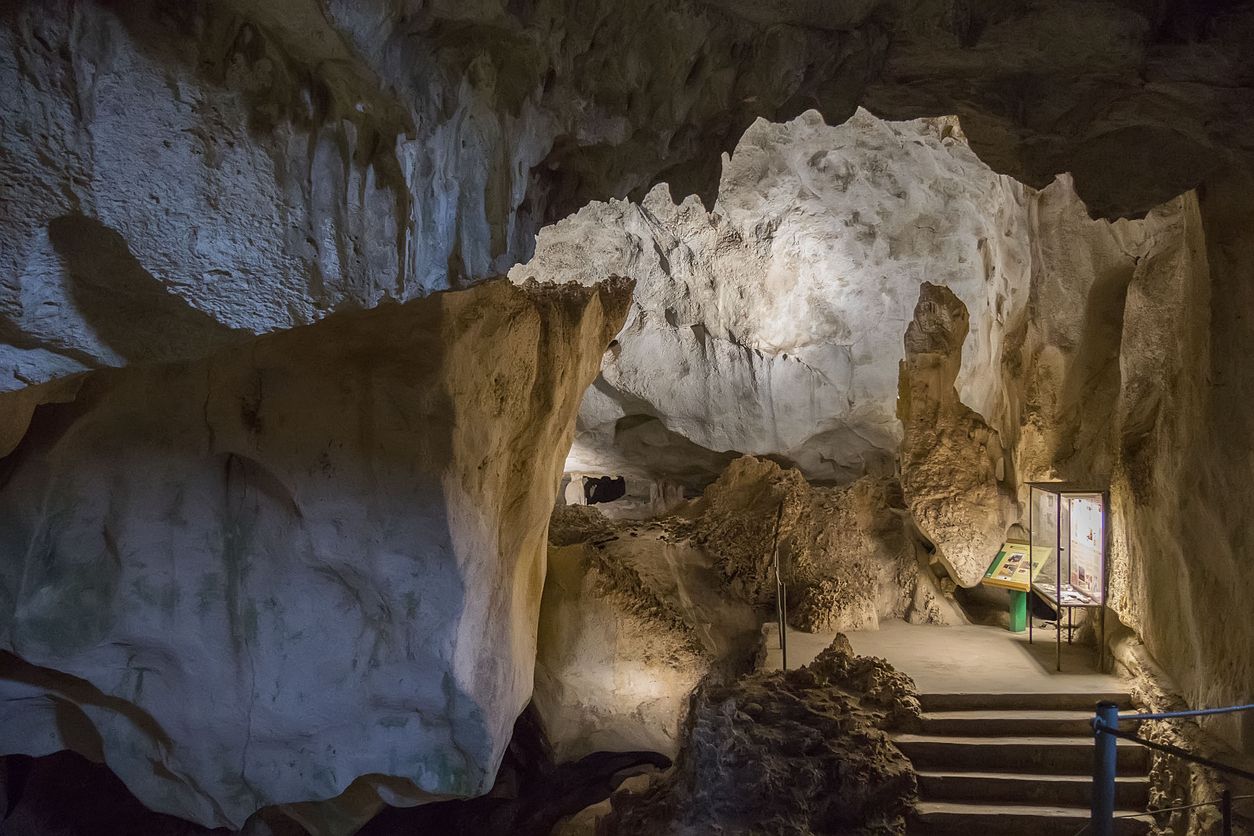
(5, 0), (1254, 403)
(515, 110), (1030, 485)
(5, 0), (1254, 825)
(989, 169), (1254, 756)
(0, 278), (631, 831)
(684, 456), (959, 629)
(533, 506), (758, 762)
(599, 635), (919, 835)
(898, 283), (1009, 588)
(531, 454), (955, 768)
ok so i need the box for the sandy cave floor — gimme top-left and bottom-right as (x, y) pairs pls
(761, 618), (1129, 695)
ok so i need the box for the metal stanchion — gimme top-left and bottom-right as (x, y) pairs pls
(1092, 701), (1119, 836)
(771, 503), (787, 670)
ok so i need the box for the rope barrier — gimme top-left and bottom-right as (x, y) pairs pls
(1091, 701), (1254, 836)
(1120, 703), (1254, 722)
(1070, 795), (1254, 836)
(1092, 723), (1254, 782)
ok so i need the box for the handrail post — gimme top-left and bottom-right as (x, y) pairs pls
(779, 577), (788, 670)
(1093, 701), (1119, 836)
(1221, 788), (1232, 836)
(772, 502), (787, 670)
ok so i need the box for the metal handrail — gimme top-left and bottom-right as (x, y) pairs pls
(1094, 723), (1254, 782)
(1119, 703), (1254, 722)
(1091, 700), (1254, 836)
(1071, 794), (1254, 836)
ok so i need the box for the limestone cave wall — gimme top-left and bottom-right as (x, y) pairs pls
(1004, 171), (1254, 754)
(8, 0), (1254, 399)
(0, 278), (631, 831)
(5, 0), (1254, 828)
(514, 109), (1030, 487)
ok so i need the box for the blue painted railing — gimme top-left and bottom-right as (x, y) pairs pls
(1090, 701), (1254, 836)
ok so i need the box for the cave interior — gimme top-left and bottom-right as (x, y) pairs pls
(2, 1), (1254, 834)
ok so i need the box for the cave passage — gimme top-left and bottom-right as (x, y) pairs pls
(3, 2), (1253, 835)
(583, 475), (626, 505)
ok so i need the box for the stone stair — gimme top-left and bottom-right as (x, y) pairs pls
(894, 691), (1152, 835)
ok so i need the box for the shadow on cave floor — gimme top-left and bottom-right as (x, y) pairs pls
(762, 618), (1126, 695)
(357, 708), (669, 836)
(0, 708), (669, 836)
(0, 750), (236, 836)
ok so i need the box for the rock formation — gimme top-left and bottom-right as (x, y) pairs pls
(515, 110), (1030, 486)
(0, 277), (631, 831)
(533, 455), (957, 769)
(533, 506), (758, 762)
(8, 0), (1249, 403)
(1001, 171), (1254, 756)
(6, 0), (1254, 829)
(790, 476), (961, 632)
(599, 635), (920, 835)
(898, 283), (1009, 587)
(684, 456), (960, 628)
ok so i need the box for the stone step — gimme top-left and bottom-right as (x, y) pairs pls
(893, 735), (1150, 775)
(911, 801), (1151, 835)
(917, 770), (1150, 808)
(919, 691), (1132, 713)
(919, 709), (1097, 737)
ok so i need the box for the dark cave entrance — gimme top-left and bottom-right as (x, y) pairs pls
(583, 475), (626, 505)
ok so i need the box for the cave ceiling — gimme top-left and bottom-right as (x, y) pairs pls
(265, 0), (1254, 220)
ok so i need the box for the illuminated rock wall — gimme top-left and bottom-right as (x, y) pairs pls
(515, 110), (1030, 486)
(0, 278), (630, 830)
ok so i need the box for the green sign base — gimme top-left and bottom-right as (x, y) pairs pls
(1008, 589), (1028, 633)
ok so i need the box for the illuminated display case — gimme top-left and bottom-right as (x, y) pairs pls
(1027, 483), (1109, 670)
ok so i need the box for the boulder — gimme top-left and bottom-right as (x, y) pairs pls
(599, 635), (920, 835)
(0, 277), (631, 831)
(533, 507), (758, 762)
(683, 456), (959, 628)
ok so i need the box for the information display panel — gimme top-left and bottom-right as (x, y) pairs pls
(1029, 486), (1106, 608)
(983, 541), (1049, 591)
(1068, 496), (1103, 602)
(1027, 483), (1109, 670)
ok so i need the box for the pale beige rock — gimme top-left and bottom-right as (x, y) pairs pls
(898, 283), (1010, 588)
(683, 456), (958, 629)
(1105, 181), (1254, 753)
(998, 170), (1254, 756)
(533, 507), (758, 762)
(999, 174), (1182, 480)
(514, 110), (1031, 486)
(530, 452), (957, 768)
(0, 277), (631, 831)
(534, 540), (709, 762)
(792, 477), (962, 631)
